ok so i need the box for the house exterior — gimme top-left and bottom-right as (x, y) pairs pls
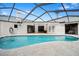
(0, 15), (79, 36)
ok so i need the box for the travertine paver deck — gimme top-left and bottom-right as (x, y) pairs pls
(0, 41), (79, 56)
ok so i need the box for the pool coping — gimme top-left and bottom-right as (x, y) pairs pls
(0, 34), (79, 38)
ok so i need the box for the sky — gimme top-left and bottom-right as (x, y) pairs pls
(0, 3), (79, 21)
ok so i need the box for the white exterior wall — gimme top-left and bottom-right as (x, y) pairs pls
(0, 16), (79, 36)
(0, 22), (14, 36)
(0, 21), (66, 36)
(54, 23), (65, 35)
(1, 21), (79, 36)
(47, 23), (65, 35)
(0, 21), (27, 36)
(15, 23), (27, 35)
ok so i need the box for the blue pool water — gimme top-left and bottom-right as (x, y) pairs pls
(0, 35), (78, 49)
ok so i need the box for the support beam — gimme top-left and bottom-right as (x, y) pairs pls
(22, 3), (52, 21)
(55, 12), (59, 18)
(34, 3), (54, 22)
(61, 3), (70, 22)
(33, 12), (46, 22)
(15, 8), (44, 22)
(8, 3), (15, 21)
(1, 7), (79, 12)
(0, 7), (44, 22)
(47, 12), (59, 22)
(0, 4), (5, 7)
(36, 3), (52, 7)
(0, 7), (12, 9)
(47, 9), (79, 13)
(34, 4), (48, 22)
(22, 6), (37, 21)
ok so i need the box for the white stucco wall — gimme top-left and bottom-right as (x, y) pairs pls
(47, 23), (65, 34)
(0, 21), (27, 36)
(15, 23), (27, 35)
(0, 16), (79, 36)
(0, 21), (65, 36)
(0, 22), (14, 36)
(54, 23), (65, 35)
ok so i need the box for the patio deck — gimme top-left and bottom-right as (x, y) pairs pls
(0, 36), (79, 56)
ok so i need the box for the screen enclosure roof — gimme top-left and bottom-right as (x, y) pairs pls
(0, 3), (79, 23)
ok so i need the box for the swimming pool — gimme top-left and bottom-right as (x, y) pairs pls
(0, 35), (79, 49)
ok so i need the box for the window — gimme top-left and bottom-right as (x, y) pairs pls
(52, 26), (55, 32)
(49, 26), (51, 32)
(49, 26), (55, 32)
(14, 24), (18, 28)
